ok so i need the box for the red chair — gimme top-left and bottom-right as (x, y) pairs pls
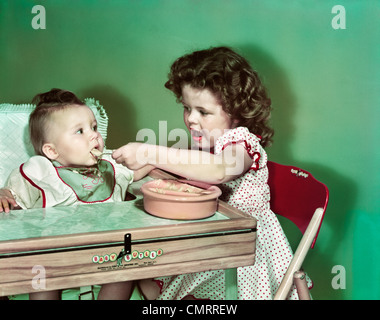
(266, 161), (329, 300)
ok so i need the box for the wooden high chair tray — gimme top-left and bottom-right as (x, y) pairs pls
(0, 170), (256, 297)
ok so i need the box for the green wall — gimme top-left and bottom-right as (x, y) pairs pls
(1, 0), (379, 300)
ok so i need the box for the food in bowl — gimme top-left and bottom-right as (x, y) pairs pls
(140, 179), (222, 220)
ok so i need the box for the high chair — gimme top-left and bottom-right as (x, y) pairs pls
(266, 161), (329, 300)
(0, 99), (108, 300)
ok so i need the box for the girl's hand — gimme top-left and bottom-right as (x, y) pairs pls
(0, 188), (19, 213)
(112, 143), (152, 170)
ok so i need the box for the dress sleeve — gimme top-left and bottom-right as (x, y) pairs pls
(214, 127), (266, 171)
(5, 165), (42, 209)
(7, 156), (78, 208)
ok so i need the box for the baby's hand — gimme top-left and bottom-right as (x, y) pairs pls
(0, 188), (19, 213)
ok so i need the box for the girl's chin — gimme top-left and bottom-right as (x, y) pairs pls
(191, 140), (213, 151)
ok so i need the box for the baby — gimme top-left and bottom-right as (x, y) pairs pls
(0, 88), (152, 299)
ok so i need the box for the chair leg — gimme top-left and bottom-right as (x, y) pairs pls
(294, 271), (311, 300)
(225, 268), (238, 300)
(274, 208), (324, 300)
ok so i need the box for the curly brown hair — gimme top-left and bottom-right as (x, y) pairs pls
(165, 46), (274, 147)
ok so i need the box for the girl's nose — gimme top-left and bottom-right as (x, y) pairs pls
(187, 109), (198, 125)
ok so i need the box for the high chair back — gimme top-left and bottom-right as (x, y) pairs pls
(266, 161), (329, 299)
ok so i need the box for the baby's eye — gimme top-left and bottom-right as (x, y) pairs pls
(92, 124), (98, 131)
(76, 128), (84, 134)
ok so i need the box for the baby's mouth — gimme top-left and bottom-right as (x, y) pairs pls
(90, 148), (102, 159)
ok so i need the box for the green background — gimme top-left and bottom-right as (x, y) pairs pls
(1, 0), (379, 300)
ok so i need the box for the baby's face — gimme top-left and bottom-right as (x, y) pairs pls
(45, 105), (104, 167)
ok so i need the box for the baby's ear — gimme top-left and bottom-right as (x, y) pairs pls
(42, 143), (59, 160)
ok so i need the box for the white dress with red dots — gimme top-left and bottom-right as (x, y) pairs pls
(153, 127), (311, 300)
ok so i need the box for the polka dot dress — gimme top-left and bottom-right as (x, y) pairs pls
(153, 127), (312, 300)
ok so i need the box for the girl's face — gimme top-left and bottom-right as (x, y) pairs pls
(182, 84), (236, 150)
(43, 105), (104, 166)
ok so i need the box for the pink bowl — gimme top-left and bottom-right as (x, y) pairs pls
(141, 179), (222, 220)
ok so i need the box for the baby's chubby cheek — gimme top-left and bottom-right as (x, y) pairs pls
(97, 136), (105, 151)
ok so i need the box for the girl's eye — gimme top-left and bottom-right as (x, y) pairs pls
(200, 110), (208, 116)
(183, 105), (190, 112)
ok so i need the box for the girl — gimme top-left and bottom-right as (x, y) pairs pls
(113, 47), (310, 299)
(0, 88), (152, 299)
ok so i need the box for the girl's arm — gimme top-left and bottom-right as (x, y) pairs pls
(132, 165), (155, 181)
(113, 143), (253, 184)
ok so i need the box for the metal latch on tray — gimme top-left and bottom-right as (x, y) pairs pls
(117, 233), (131, 260)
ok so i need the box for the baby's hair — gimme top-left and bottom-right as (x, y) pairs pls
(165, 46), (274, 147)
(29, 88), (85, 156)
